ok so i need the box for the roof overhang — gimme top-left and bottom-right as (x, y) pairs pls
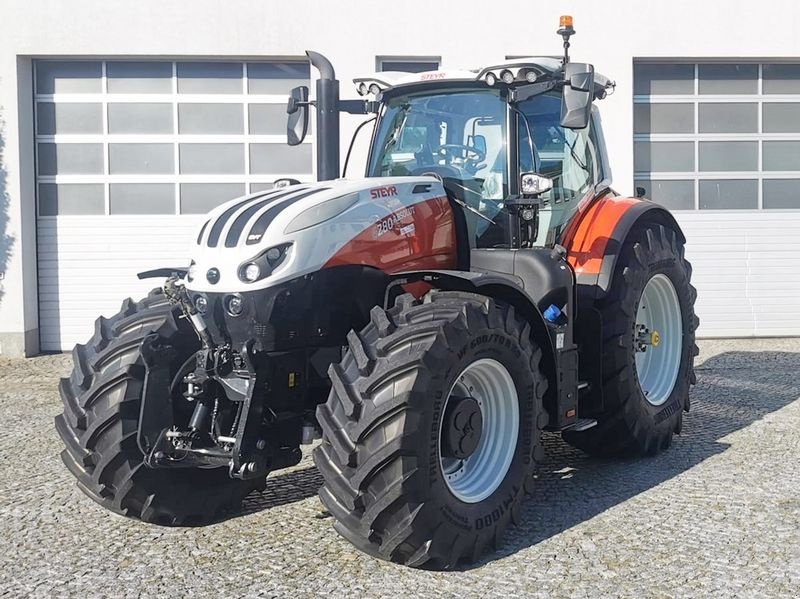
(353, 57), (613, 101)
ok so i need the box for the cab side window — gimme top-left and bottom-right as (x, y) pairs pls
(518, 93), (599, 203)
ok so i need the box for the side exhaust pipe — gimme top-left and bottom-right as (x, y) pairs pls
(286, 51), (377, 181)
(306, 51), (340, 181)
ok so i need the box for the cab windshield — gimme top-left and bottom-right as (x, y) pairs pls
(367, 88), (600, 248)
(368, 89), (510, 243)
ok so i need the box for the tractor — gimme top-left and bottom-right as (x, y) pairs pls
(55, 16), (698, 568)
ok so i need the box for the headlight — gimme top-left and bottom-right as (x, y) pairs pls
(284, 193), (358, 234)
(242, 263), (261, 282)
(237, 243), (292, 283)
(266, 247), (281, 262)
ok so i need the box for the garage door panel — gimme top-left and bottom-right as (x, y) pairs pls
(35, 58), (313, 351)
(37, 216), (200, 350)
(637, 61), (800, 337)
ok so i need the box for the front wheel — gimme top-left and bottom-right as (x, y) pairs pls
(313, 291), (548, 568)
(55, 290), (262, 525)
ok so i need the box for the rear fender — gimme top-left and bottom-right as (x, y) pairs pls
(562, 195), (685, 415)
(563, 196), (685, 299)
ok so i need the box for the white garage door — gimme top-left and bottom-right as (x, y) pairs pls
(634, 62), (800, 337)
(34, 59), (313, 351)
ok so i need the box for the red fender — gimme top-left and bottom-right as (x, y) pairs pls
(561, 194), (684, 296)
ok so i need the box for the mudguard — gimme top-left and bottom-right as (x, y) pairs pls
(562, 194), (685, 416)
(389, 269), (551, 348)
(388, 268), (563, 425)
(562, 194), (685, 299)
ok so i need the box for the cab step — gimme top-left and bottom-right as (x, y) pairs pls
(562, 417), (597, 432)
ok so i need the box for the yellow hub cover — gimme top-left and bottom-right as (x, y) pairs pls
(650, 330), (661, 347)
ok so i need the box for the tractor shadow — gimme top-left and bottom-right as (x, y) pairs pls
(230, 350), (800, 564)
(463, 349), (800, 569)
(240, 463), (324, 514)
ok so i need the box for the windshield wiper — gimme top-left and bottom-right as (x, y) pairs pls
(383, 104), (410, 153)
(551, 126), (590, 173)
(441, 180), (496, 224)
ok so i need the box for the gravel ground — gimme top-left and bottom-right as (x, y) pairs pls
(0, 338), (798, 598)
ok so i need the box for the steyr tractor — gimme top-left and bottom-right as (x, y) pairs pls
(55, 17), (698, 568)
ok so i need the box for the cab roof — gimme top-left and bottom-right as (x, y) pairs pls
(353, 57), (613, 99)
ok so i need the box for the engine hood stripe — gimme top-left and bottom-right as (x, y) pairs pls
(206, 187), (306, 248)
(196, 219), (210, 245)
(245, 186), (331, 245)
(225, 186), (320, 248)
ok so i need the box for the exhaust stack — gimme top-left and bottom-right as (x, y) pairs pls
(306, 51), (340, 181)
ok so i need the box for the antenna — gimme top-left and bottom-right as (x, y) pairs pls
(557, 15), (575, 64)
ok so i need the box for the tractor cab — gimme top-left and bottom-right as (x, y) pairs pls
(361, 69), (612, 250)
(287, 45), (615, 252)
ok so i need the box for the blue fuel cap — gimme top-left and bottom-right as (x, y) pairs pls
(543, 304), (562, 322)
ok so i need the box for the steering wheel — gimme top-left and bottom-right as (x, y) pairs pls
(433, 144), (486, 166)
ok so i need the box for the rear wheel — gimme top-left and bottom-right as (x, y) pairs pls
(313, 291), (547, 568)
(563, 223), (698, 457)
(55, 289), (262, 525)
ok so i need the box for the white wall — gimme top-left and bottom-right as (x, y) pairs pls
(2, 0), (800, 354)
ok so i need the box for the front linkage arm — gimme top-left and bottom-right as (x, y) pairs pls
(137, 274), (294, 479)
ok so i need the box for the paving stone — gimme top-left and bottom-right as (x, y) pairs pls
(0, 339), (798, 597)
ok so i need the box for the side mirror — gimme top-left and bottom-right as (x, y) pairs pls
(520, 173), (553, 197)
(287, 85), (310, 146)
(560, 63), (594, 129)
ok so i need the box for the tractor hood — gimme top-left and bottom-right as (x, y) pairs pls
(185, 177), (450, 293)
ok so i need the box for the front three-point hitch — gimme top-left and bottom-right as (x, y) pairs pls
(137, 276), (301, 480)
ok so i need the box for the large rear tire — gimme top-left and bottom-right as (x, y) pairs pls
(313, 291), (548, 568)
(563, 223), (698, 457)
(55, 289), (262, 525)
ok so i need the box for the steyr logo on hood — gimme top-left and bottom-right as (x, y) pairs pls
(370, 186), (398, 199)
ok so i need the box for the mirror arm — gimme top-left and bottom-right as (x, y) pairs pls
(287, 99), (313, 115)
(509, 80), (558, 104)
(338, 99), (381, 115)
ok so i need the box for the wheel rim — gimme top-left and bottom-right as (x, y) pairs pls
(439, 358), (519, 503)
(634, 273), (683, 406)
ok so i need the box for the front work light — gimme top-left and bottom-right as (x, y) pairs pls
(520, 173), (554, 196)
(226, 294), (244, 317)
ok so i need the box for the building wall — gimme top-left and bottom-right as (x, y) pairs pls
(1, 0), (800, 355)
